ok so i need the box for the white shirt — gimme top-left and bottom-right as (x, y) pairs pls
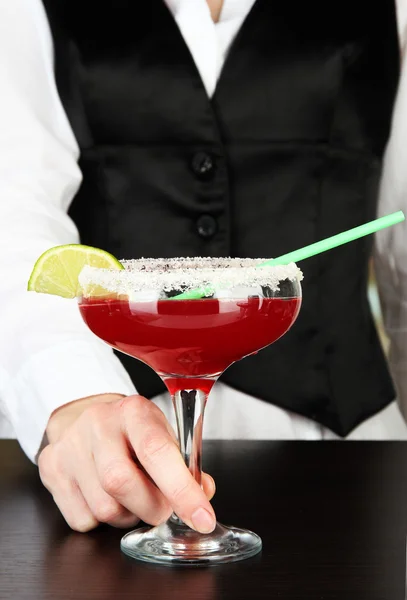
(1, 0), (407, 462)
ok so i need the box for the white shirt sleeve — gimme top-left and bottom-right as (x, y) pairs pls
(0, 0), (136, 462)
(375, 5), (407, 422)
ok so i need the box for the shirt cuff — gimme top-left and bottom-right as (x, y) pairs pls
(2, 341), (137, 463)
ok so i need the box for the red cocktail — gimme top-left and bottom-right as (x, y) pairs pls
(78, 257), (302, 565)
(79, 296), (300, 395)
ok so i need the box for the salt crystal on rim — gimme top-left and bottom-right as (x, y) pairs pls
(79, 257), (303, 297)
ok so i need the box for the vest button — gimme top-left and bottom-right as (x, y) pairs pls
(196, 215), (217, 239)
(191, 152), (215, 180)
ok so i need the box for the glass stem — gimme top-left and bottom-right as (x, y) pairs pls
(170, 388), (208, 525)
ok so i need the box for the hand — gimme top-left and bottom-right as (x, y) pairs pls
(38, 394), (216, 533)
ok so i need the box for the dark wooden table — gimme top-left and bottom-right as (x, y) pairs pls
(1, 440), (407, 600)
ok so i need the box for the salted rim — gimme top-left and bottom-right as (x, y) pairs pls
(79, 257), (303, 296)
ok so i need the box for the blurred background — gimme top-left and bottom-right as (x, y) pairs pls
(369, 262), (388, 354)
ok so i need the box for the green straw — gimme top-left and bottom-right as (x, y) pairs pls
(258, 210), (405, 267)
(173, 210), (405, 300)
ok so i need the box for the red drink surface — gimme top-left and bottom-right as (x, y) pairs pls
(79, 297), (301, 393)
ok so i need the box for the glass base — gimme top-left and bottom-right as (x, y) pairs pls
(120, 519), (262, 566)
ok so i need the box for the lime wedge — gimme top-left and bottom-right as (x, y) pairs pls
(27, 244), (124, 298)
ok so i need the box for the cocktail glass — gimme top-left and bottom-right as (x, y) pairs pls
(78, 257), (302, 566)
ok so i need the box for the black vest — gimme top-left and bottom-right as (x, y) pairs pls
(43, 0), (399, 436)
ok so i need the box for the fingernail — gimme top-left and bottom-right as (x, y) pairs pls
(191, 507), (216, 534)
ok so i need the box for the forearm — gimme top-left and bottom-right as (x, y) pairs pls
(374, 30), (407, 418)
(0, 0), (137, 462)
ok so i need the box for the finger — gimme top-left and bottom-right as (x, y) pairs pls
(202, 473), (216, 500)
(39, 444), (98, 532)
(109, 512), (141, 529)
(120, 397), (216, 534)
(74, 454), (141, 529)
(53, 479), (99, 532)
(90, 409), (172, 526)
